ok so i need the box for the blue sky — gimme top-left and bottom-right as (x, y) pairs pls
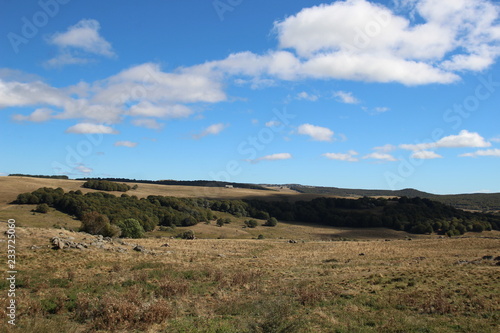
(1, 0), (500, 194)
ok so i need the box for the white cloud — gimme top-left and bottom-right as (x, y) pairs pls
(249, 153), (292, 163)
(0, 62), (226, 130)
(131, 118), (164, 130)
(114, 141), (138, 148)
(459, 148), (500, 157)
(323, 150), (359, 162)
(411, 150), (443, 159)
(333, 91), (360, 104)
(265, 120), (282, 127)
(373, 144), (397, 153)
(66, 123), (118, 134)
(12, 108), (53, 122)
(129, 101), (192, 118)
(269, 0), (500, 84)
(297, 123), (334, 142)
(193, 123), (228, 139)
(296, 91), (319, 101)
(400, 130), (491, 151)
(374, 107), (390, 113)
(46, 19), (115, 67)
(363, 152), (398, 162)
(75, 164), (93, 174)
(491, 136), (500, 143)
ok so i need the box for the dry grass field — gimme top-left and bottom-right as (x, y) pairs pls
(0, 177), (338, 208)
(1, 225), (499, 333)
(1, 176), (499, 332)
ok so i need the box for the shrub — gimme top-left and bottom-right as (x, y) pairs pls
(116, 218), (145, 238)
(472, 223), (485, 232)
(216, 218), (225, 227)
(35, 203), (50, 214)
(80, 211), (120, 237)
(178, 230), (196, 239)
(264, 217), (278, 227)
(244, 219), (258, 228)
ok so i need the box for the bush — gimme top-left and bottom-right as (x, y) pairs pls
(116, 218), (145, 238)
(216, 218), (225, 227)
(244, 219), (258, 228)
(82, 180), (131, 192)
(35, 203), (50, 214)
(264, 217), (278, 227)
(178, 230), (196, 239)
(80, 211), (120, 237)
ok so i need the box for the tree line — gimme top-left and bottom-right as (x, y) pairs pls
(9, 174), (69, 180)
(13, 187), (500, 237)
(82, 180), (131, 192)
(76, 177), (271, 191)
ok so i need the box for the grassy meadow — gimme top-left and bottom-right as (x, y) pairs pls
(0, 176), (499, 332)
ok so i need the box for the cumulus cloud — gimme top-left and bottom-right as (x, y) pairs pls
(129, 101), (192, 118)
(411, 150), (443, 159)
(296, 91), (319, 101)
(193, 123), (228, 139)
(373, 144), (397, 153)
(297, 123), (334, 142)
(0, 63), (226, 132)
(66, 123), (118, 134)
(400, 130), (491, 151)
(333, 91), (360, 104)
(75, 164), (93, 174)
(249, 153), (292, 163)
(12, 108), (53, 122)
(46, 19), (115, 67)
(114, 141), (138, 148)
(363, 152), (398, 162)
(459, 148), (500, 157)
(270, 0), (500, 84)
(131, 118), (164, 130)
(323, 150), (359, 162)
(265, 120), (282, 127)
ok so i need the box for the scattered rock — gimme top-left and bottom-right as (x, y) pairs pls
(51, 237), (65, 250)
(359, 253), (365, 256)
(323, 258), (339, 263)
(482, 255), (493, 260)
(161, 243), (170, 247)
(494, 256), (500, 261)
(133, 245), (146, 252)
(217, 254), (226, 258)
(30, 245), (42, 250)
(288, 239), (297, 243)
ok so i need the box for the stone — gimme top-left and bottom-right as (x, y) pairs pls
(133, 245), (146, 252)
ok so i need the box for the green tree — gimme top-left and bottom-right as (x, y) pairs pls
(35, 203), (50, 214)
(80, 211), (120, 237)
(264, 217), (278, 227)
(116, 218), (145, 238)
(244, 219), (258, 228)
(216, 218), (225, 227)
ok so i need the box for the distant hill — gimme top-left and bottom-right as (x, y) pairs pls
(289, 185), (429, 198)
(290, 185), (500, 211)
(76, 177), (272, 191)
(9, 173), (69, 180)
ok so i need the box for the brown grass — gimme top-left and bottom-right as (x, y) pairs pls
(1, 223), (499, 332)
